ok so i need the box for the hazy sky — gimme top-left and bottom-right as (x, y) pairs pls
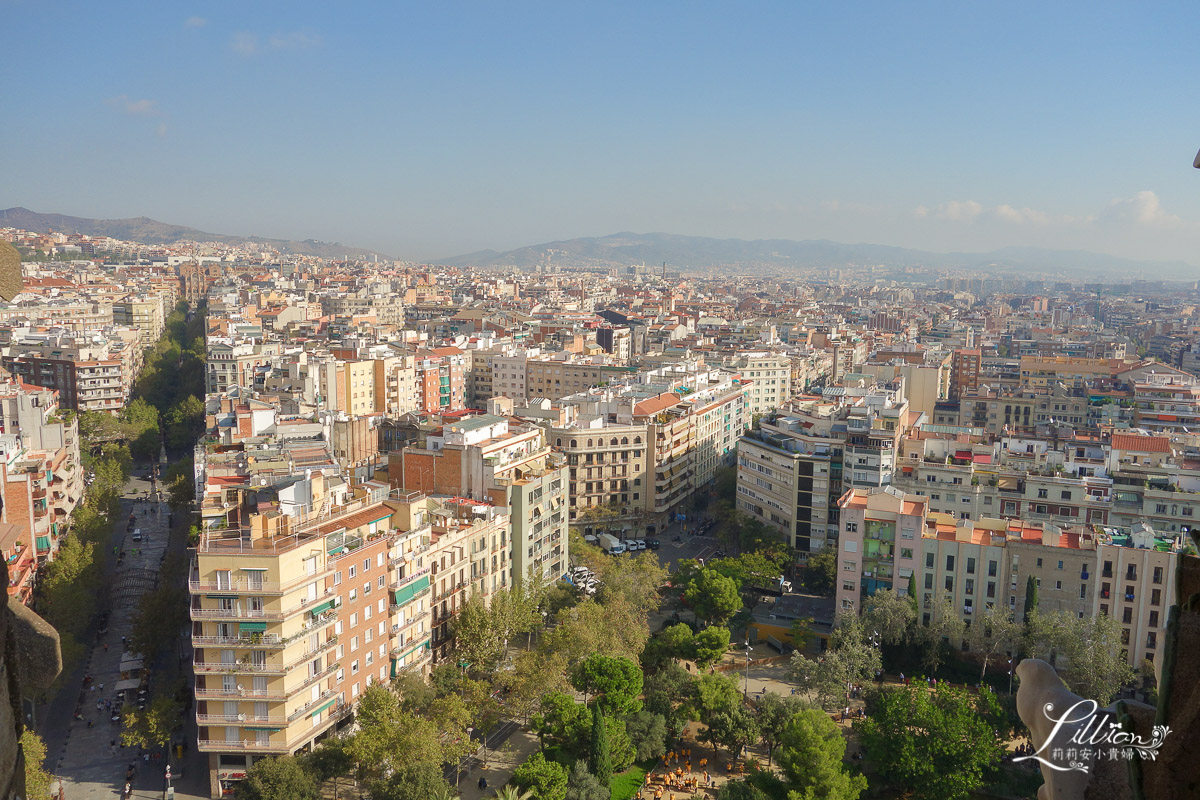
(6, 2), (1200, 263)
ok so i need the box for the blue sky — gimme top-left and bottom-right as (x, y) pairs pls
(5, 1), (1200, 263)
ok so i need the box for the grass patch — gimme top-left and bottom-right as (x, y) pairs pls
(610, 760), (653, 800)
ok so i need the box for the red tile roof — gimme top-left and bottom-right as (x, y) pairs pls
(1112, 433), (1171, 453)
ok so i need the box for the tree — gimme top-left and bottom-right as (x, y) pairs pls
(305, 737), (355, 800)
(585, 548), (668, 619)
(1026, 609), (1135, 704)
(914, 593), (966, 673)
(21, 730), (53, 800)
(452, 592), (505, 674)
(643, 662), (695, 739)
(716, 779), (772, 800)
(642, 622), (694, 670)
(565, 761), (608, 800)
(368, 762), (454, 800)
(511, 752), (568, 800)
(787, 617), (814, 653)
(692, 625), (731, 668)
(234, 755), (320, 800)
(964, 604), (1022, 684)
(500, 650), (570, 725)
(684, 569), (743, 625)
(588, 704), (613, 787)
(345, 685), (446, 779)
(788, 617), (881, 711)
(129, 581), (188, 660)
(707, 705), (760, 760)
(776, 708), (866, 800)
(531, 691), (589, 754)
(855, 684), (1003, 800)
(1023, 575), (1039, 622)
(492, 786), (534, 800)
(755, 692), (808, 766)
(801, 547), (837, 596)
(692, 673), (745, 756)
(624, 710), (668, 761)
(541, 597), (649, 665)
(571, 653), (643, 715)
(121, 695), (182, 752)
(861, 588), (915, 646)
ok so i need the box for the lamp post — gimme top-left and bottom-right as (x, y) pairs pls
(1008, 658), (1015, 695)
(743, 640), (752, 696)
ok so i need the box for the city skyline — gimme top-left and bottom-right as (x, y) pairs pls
(6, 2), (1200, 264)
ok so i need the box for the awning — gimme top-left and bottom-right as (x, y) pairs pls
(35, 536), (50, 552)
(973, 454), (993, 464)
(955, 450), (973, 459)
(310, 698), (337, 717)
(309, 600), (334, 616)
(207, 595), (238, 600)
(114, 679), (141, 692)
(245, 726), (283, 732)
(239, 622), (267, 632)
(392, 575), (430, 606)
(241, 567), (267, 571)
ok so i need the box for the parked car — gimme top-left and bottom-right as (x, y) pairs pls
(131, 528), (142, 542)
(646, 538), (660, 550)
(632, 539), (646, 551)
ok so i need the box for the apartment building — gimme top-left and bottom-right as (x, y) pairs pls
(835, 486), (927, 614)
(736, 416), (837, 559)
(206, 342), (282, 395)
(725, 353), (792, 416)
(112, 296), (166, 348)
(390, 408), (568, 584)
(0, 334), (139, 414)
(190, 487), (402, 797)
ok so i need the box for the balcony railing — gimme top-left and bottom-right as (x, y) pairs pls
(194, 686), (287, 701)
(196, 713), (287, 725)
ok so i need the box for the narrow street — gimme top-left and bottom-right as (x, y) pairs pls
(44, 469), (209, 800)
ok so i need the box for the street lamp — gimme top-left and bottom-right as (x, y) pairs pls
(1008, 658), (1015, 695)
(743, 640), (752, 696)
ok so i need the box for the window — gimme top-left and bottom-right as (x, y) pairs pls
(351, 660), (360, 674)
(926, 553), (935, 569)
(967, 558), (976, 574)
(333, 571), (342, 585)
(349, 565), (357, 578)
(945, 576), (954, 591)
(965, 579), (974, 595)
(924, 574), (934, 589)
(900, 548), (913, 560)
(363, 582), (371, 596)
(1036, 558), (1043, 568)
(349, 589), (357, 602)
(988, 560), (997, 577)
(1055, 581), (1062, 590)
(1061, 490), (1072, 500)
(845, 522), (858, 533)
(842, 580), (855, 592)
(1151, 589), (1162, 606)
(945, 555), (955, 572)
(1153, 566), (1163, 584)
(1038, 488), (1048, 499)
(843, 560), (857, 572)
(1080, 584), (1087, 599)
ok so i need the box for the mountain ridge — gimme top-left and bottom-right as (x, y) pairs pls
(0, 207), (384, 260)
(437, 231), (1197, 279)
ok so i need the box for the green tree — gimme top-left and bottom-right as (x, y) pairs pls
(511, 752), (568, 800)
(571, 653), (643, 715)
(855, 684), (1003, 800)
(500, 650), (570, 726)
(707, 705), (760, 760)
(643, 662), (695, 739)
(716, 779), (772, 800)
(1026, 609), (1135, 704)
(588, 704), (612, 787)
(564, 761), (608, 800)
(801, 547), (837, 596)
(452, 592), (505, 674)
(642, 622), (694, 670)
(684, 568), (743, 625)
(368, 762), (454, 800)
(755, 692), (809, 766)
(1023, 574), (1039, 622)
(345, 686), (446, 779)
(624, 710), (668, 761)
(692, 625), (731, 668)
(129, 580), (189, 660)
(234, 755), (320, 800)
(788, 617), (881, 711)
(531, 691), (589, 754)
(121, 695), (182, 752)
(914, 593), (966, 673)
(693, 673), (746, 757)
(776, 709), (866, 800)
(964, 603), (1022, 684)
(21, 730), (53, 800)
(861, 588), (915, 646)
(305, 737), (355, 800)
(492, 788), (533, 800)
(541, 596), (649, 665)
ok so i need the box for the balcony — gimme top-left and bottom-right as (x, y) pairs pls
(196, 713), (287, 726)
(193, 659), (285, 676)
(190, 607), (285, 622)
(194, 685), (287, 701)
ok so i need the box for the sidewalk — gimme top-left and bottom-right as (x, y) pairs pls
(454, 728), (541, 800)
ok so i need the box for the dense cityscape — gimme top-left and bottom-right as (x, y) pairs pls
(1, 213), (1199, 800)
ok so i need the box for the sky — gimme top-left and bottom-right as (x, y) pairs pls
(5, 1), (1200, 264)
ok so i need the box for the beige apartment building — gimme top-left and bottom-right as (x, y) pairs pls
(112, 296), (166, 348)
(724, 353), (792, 416)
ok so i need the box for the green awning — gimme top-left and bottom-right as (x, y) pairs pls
(310, 698), (337, 717)
(309, 600), (334, 616)
(35, 536), (50, 552)
(239, 622), (267, 632)
(245, 727), (282, 732)
(392, 575), (430, 606)
(241, 567), (267, 571)
(206, 595), (238, 600)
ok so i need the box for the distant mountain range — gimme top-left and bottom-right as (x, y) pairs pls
(4, 207), (1193, 279)
(439, 231), (1197, 280)
(0, 207), (382, 260)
